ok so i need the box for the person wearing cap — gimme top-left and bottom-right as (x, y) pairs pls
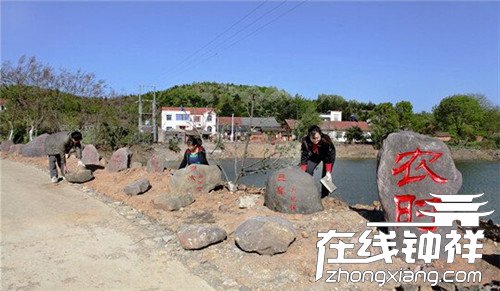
(45, 131), (84, 183)
(300, 125), (336, 198)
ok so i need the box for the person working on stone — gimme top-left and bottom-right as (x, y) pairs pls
(45, 131), (84, 183)
(178, 135), (209, 169)
(300, 125), (336, 198)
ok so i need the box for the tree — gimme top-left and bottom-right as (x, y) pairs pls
(411, 112), (435, 135)
(0, 55), (107, 141)
(433, 94), (486, 141)
(370, 102), (399, 149)
(296, 104), (321, 137)
(345, 126), (364, 144)
(395, 101), (413, 130)
(316, 94), (347, 113)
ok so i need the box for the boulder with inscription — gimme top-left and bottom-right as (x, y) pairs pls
(107, 147), (132, 172)
(170, 164), (222, 194)
(265, 167), (323, 214)
(377, 131), (463, 262)
(81, 144), (100, 166)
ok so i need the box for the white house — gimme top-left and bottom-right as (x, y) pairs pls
(161, 107), (217, 134)
(320, 110), (342, 121)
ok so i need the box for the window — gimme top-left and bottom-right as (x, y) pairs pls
(194, 116), (201, 122)
(207, 126), (212, 132)
(166, 126), (173, 130)
(166, 114), (172, 121)
(179, 126), (186, 130)
(176, 114), (189, 121)
(207, 114), (212, 122)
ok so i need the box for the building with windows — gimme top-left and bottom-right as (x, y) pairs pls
(161, 107), (216, 134)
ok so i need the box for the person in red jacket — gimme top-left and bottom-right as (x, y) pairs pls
(300, 125), (336, 198)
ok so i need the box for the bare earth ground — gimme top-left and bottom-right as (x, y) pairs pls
(2, 152), (499, 290)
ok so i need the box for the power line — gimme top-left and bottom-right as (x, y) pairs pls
(159, 1), (270, 81)
(173, 0), (308, 77)
(170, 0), (288, 74)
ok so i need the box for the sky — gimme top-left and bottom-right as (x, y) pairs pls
(1, 1), (499, 112)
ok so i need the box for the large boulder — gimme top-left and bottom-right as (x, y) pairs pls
(0, 140), (14, 152)
(170, 164), (223, 194)
(81, 144), (100, 166)
(124, 178), (150, 195)
(146, 153), (167, 172)
(265, 167), (323, 214)
(21, 134), (49, 157)
(177, 224), (227, 250)
(235, 216), (296, 255)
(152, 193), (195, 211)
(65, 169), (94, 183)
(377, 131), (462, 262)
(106, 147), (132, 172)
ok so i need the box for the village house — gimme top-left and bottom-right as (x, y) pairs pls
(217, 116), (284, 142)
(284, 111), (372, 143)
(161, 107), (217, 134)
(0, 99), (6, 112)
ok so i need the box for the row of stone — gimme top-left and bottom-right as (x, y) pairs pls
(177, 216), (297, 256)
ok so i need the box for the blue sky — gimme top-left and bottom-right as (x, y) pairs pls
(1, 1), (499, 112)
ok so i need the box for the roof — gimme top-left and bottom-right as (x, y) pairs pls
(321, 121), (371, 132)
(284, 119), (298, 130)
(240, 117), (281, 128)
(0, 99), (6, 106)
(283, 119), (371, 132)
(161, 107), (215, 115)
(217, 116), (243, 126)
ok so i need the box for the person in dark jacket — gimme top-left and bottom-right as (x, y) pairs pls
(45, 131), (84, 183)
(300, 125), (336, 198)
(179, 135), (209, 169)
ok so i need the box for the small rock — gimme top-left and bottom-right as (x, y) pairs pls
(9, 144), (24, 155)
(123, 178), (150, 195)
(65, 169), (94, 183)
(100, 157), (108, 167)
(146, 153), (167, 172)
(301, 231), (309, 238)
(0, 140), (14, 152)
(238, 195), (260, 209)
(177, 224), (227, 250)
(235, 216), (296, 255)
(131, 162), (142, 169)
(153, 194), (195, 211)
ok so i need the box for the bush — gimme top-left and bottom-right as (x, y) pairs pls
(168, 139), (181, 153)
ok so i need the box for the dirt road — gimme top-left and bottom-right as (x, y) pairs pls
(0, 159), (213, 290)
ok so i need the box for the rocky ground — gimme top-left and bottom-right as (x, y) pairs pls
(2, 152), (499, 290)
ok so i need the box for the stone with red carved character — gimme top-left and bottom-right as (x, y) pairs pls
(170, 164), (223, 194)
(377, 131), (462, 262)
(106, 147), (132, 172)
(264, 167), (323, 214)
(21, 134), (49, 157)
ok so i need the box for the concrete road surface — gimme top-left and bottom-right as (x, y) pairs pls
(0, 159), (214, 290)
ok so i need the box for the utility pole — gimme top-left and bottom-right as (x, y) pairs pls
(231, 113), (234, 142)
(138, 85), (157, 142)
(138, 85), (143, 132)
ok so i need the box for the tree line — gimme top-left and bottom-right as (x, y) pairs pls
(1, 56), (498, 150)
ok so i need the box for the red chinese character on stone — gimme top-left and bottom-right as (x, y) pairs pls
(276, 173), (286, 182)
(394, 194), (416, 223)
(188, 175), (196, 181)
(392, 148), (448, 187)
(394, 194), (442, 232)
(415, 197), (441, 232)
(290, 204), (296, 211)
(276, 186), (286, 196)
